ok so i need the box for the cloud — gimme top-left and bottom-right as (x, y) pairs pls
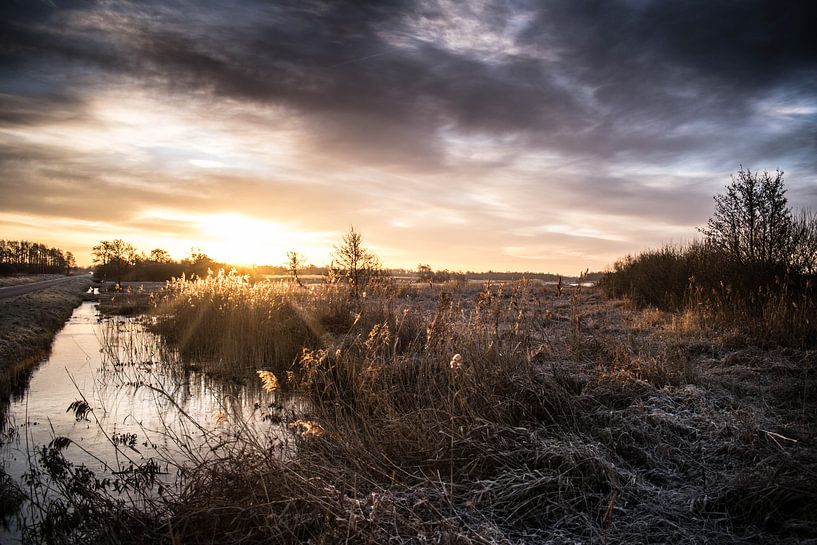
(0, 0), (815, 271)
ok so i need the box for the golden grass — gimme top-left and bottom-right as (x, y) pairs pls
(601, 242), (817, 346)
(19, 273), (817, 544)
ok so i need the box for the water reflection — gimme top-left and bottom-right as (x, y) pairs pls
(1, 302), (304, 542)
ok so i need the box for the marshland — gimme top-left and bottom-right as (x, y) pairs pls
(2, 188), (817, 543)
(3, 2), (817, 543)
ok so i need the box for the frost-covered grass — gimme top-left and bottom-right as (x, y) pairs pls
(17, 274), (817, 544)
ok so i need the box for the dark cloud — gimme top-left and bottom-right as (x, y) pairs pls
(526, 1), (817, 101)
(1, 0), (815, 270)
(523, 1), (817, 158)
(3, 1), (816, 164)
(0, 92), (88, 126)
(0, 1), (578, 166)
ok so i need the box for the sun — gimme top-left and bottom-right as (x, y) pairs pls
(198, 213), (290, 266)
(135, 209), (331, 267)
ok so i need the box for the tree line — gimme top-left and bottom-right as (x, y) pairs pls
(93, 227), (598, 290)
(92, 240), (221, 286)
(0, 240), (75, 275)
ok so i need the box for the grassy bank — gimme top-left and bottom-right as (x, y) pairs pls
(22, 274), (817, 544)
(0, 277), (92, 420)
(0, 276), (93, 528)
(0, 274), (63, 288)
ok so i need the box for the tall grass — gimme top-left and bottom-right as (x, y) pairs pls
(18, 274), (817, 544)
(140, 278), (625, 543)
(150, 270), (414, 382)
(599, 240), (817, 346)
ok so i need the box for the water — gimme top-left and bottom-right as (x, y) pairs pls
(1, 302), (300, 542)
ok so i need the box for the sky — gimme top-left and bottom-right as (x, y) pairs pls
(1, 0), (816, 273)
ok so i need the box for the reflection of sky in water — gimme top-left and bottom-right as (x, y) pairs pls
(1, 302), (304, 543)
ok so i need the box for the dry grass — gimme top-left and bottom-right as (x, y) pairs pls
(20, 273), (817, 544)
(600, 241), (817, 346)
(0, 274), (63, 288)
(95, 281), (166, 316)
(0, 276), (92, 365)
(148, 270), (423, 382)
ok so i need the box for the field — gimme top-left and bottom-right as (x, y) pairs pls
(20, 272), (817, 544)
(0, 275), (64, 288)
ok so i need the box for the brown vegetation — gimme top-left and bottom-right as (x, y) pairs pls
(599, 241), (817, 346)
(0, 274), (63, 288)
(14, 176), (817, 542)
(22, 275), (817, 544)
(601, 168), (817, 347)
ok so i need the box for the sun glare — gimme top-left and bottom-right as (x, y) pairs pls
(197, 213), (292, 265)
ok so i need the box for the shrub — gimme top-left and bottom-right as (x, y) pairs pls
(600, 241), (816, 345)
(601, 168), (817, 346)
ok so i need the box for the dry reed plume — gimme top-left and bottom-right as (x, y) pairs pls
(19, 272), (817, 544)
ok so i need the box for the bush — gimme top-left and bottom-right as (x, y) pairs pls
(601, 168), (817, 346)
(600, 241), (816, 345)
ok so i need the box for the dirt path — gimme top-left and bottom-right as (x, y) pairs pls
(0, 275), (88, 300)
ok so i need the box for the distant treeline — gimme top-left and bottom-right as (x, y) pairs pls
(93, 236), (600, 286)
(0, 240), (75, 275)
(92, 240), (240, 285)
(438, 269), (604, 283)
(256, 264), (600, 283)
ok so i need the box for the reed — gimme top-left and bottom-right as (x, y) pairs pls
(18, 275), (817, 544)
(150, 270), (352, 381)
(600, 241), (817, 346)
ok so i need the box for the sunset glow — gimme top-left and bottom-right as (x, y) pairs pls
(2, 5), (816, 543)
(1, 1), (815, 272)
(196, 213), (330, 266)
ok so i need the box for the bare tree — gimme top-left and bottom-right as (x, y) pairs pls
(790, 209), (817, 274)
(185, 248), (215, 277)
(0, 240), (70, 275)
(417, 264), (433, 285)
(329, 227), (380, 297)
(149, 248), (172, 263)
(64, 251), (76, 275)
(701, 168), (793, 266)
(287, 250), (305, 287)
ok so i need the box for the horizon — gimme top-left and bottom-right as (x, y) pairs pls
(1, 1), (816, 274)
